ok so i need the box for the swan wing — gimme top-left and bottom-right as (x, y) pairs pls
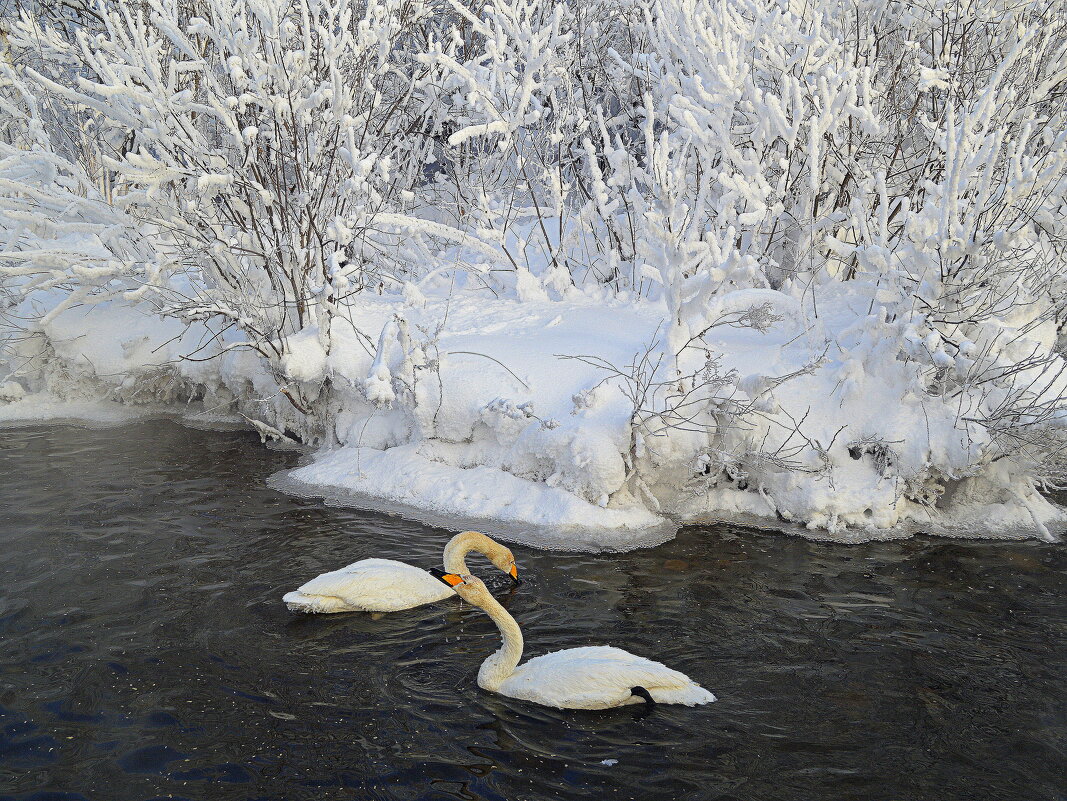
(285, 558), (455, 613)
(498, 646), (715, 709)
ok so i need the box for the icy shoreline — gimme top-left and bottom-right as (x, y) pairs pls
(269, 470), (678, 553)
(0, 396), (1058, 548)
(2, 287), (1063, 547)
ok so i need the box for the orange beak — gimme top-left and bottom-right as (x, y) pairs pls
(429, 568), (464, 587)
(509, 564), (518, 579)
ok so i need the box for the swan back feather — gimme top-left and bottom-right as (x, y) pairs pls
(283, 532), (516, 614)
(286, 558), (454, 613)
(499, 646), (715, 709)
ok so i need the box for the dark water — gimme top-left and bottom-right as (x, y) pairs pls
(1, 421), (1065, 801)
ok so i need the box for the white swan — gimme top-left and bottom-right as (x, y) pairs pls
(430, 571), (716, 709)
(283, 531), (519, 613)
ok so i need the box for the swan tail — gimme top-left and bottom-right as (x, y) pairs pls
(283, 591), (354, 614)
(646, 683), (716, 706)
(630, 686), (656, 705)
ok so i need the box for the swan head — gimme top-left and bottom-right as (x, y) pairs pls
(448, 531), (519, 583)
(429, 571), (493, 603)
(490, 548), (520, 584)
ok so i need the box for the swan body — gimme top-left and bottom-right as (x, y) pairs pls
(283, 558), (454, 613)
(284, 532), (518, 613)
(432, 572), (715, 710)
(495, 645), (716, 709)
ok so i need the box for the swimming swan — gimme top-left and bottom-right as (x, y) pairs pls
(283, 531), (519, 613)
(430, 571), (716, 709)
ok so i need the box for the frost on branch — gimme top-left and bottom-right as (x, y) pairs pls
(4, 0), (461, 415)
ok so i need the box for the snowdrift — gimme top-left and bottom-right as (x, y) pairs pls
(3, 282), (1063, 548)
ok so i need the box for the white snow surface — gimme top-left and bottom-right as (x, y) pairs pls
(276, 444), (666, 551)
(2, 282), (1064, 549)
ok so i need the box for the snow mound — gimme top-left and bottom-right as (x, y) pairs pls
(4, 284), (1065, 548)
(276, 444), (670, 552)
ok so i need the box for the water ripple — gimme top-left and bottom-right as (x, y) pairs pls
(0, 421), (1064, 800)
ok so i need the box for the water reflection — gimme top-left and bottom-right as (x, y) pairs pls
(0, 421), (1064, 800)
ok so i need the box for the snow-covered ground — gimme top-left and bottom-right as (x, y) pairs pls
(3, 279), (1063, 549)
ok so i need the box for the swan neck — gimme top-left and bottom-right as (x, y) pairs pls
(443, 531), (503, 574)
(474, 593), (523, 692)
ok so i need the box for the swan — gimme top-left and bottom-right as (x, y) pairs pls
(283, 531), (519, 613)
(429, 570), (716, 709)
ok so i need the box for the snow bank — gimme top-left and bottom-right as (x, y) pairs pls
(0, 394), (167, 427)
(5, 281), (1063, 549)
(273, 445), (669, 552)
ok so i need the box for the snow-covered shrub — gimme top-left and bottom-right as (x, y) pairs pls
(0, 59), (150, 331)
(3, 0), (464, 413)
(818, 0), (1067, 496)
(430, 0), (1067, 501)
(419, 0), (584, 295)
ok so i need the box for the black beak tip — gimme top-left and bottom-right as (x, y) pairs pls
(428, 568), (450, 585)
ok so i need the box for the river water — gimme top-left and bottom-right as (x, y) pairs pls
(1, 420), (1065, 800)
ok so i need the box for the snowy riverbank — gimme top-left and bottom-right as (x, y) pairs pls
(3, 281), (1064, 546)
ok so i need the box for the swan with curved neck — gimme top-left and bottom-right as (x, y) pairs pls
(283, 531), (518, 613)
(431, 571), (715, 709)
